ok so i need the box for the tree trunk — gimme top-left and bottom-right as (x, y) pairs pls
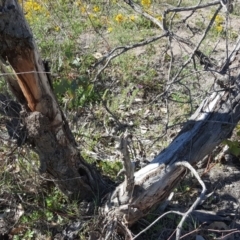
(1, 0), (240, 227)
(0, 0), (109, 201)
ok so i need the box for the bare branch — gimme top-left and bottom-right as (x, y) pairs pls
(174, 161), (207, 240)
(132, 210), (184, 239)
(116, 132), (135, 197)
(123, 0), (164, 30)
(165, 0), (220, 13)
(93, 32), (167, 82)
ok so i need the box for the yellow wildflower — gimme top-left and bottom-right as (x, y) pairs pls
(115, 13), (124, 23)
(80, 6), (86, 13)
(23, 0), (45, 21)
(33, 3), (41, 11)
(55, 26), (60, 32)
(156, 15), (162, 21)
(93, 5), (100, 13)
(107, 27), (113, 33)
(141, 0), (151, 8)
(215, 14), (224, 24)
(89, 13), (95, 20)
(24, 1), (42, 12)
(216, 25), (223, 33)
(129, 15), (135, 21)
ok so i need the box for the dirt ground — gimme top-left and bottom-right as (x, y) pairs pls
(164, 152), (240, 240)
(198, 155), (240, 240)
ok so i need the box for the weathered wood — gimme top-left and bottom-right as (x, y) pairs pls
(0, 0), (62, 125)
(0, 0), (109, 201)
(104, 71), (240, 224)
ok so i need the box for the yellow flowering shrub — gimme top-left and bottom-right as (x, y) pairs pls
(141, 0), (151, 8)
(80, 6), (87, 14)
(74, 0), (87, 13)
(214, 14), (224, 34)
(129, 15), (135, 21)
(108, 27), (113, 33)
(115, 13), (125, 23)
(215, 14), (224, 25)
(93, 6), (100, 13)
(216, 25), (223, 33)
(54, 26), (60, 32)
(21, 0), (47, 22)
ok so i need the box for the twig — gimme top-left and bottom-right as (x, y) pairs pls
(174, 161), (207, 240)
(132, 211), (184, 239)
(100, 97), (123, 127)
(116, 132), (135, 196)
(164, 0), (220, 14)
(162, 0), (220, 30)
(213, 230), (240, 240)
(104, 218), (118, 240)
(86, 8), (111, 50)
(123, 0), (164, 30)
(220, 35), (240, 74)
(150, 5), (222, 104)
(180, 0), (203, 29)
(172, 5), (222, 82)
(118, 220), (134, 240)
(92, 32), (167, 82)
(208, 228), (238, 233)
(180, 223), (204, 239)
(168, 0), (183, 30)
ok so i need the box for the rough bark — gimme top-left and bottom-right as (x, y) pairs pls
(0, 0), (109, 201)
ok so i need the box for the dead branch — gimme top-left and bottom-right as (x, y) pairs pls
(123, 0), (164, 30)
(93, 32), (167, 82)
(132, 210), (184, 239)
(174, 161), (206, 240)
(103, 74), (240, 224)
(164, 0), (220, 13)
(116, 132), (135, 198)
